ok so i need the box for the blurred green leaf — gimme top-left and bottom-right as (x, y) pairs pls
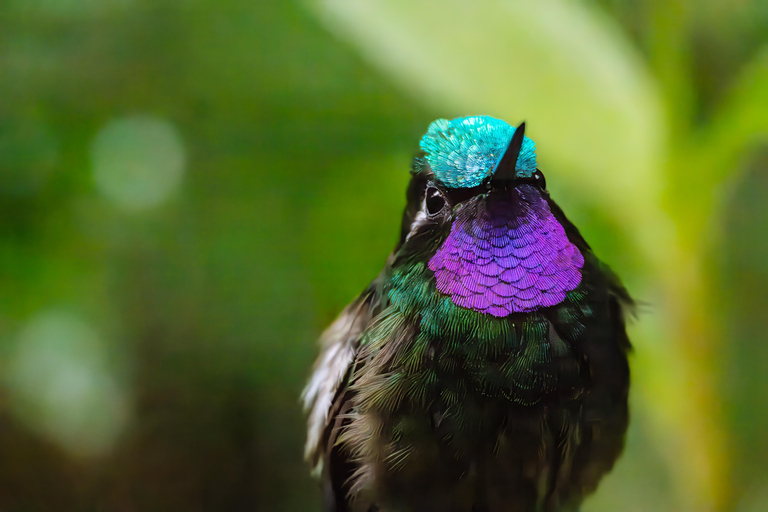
(693, 46), (768, 186)
(307, 0), (666, 229)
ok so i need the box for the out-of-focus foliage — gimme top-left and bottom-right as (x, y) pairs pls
(0, 1), (766, 511)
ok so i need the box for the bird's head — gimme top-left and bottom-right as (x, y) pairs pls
(394, 116), (584, 318)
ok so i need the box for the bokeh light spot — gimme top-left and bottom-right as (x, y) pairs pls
(91, 115), (185, 211)
(5, 310), (131, 458)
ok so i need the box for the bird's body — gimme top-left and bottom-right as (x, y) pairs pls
(304, 117), (632, 512)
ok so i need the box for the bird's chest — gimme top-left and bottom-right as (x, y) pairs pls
(361, 345), (586, 512)
(396, 310), (587, 413)
(371, 318), (586, 461)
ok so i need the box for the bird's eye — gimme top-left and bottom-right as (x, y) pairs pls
(532, 170), (546, 189)
(425, 187), (446, 216)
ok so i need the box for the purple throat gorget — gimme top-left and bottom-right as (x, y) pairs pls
(428, 185), (584, 317)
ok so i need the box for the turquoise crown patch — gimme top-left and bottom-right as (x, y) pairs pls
(419, 116), (537, 188)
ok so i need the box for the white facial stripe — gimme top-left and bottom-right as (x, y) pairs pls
(404, 205), (429, 243)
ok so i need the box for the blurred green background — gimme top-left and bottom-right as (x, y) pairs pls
(1, 0), (768, 511)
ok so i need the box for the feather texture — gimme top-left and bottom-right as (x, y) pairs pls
(420, 116), (538, 187)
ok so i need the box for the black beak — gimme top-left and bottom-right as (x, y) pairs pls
(490, 122), (525, 186)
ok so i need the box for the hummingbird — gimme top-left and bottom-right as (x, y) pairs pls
(303, 116), (632, 512)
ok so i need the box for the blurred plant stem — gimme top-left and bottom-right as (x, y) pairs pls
(646, 0), (695, 140)
(645, 31), (768, 512)
(635, 240), (729, 511)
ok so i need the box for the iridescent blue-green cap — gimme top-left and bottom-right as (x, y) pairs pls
(418, 116), (537, 188)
